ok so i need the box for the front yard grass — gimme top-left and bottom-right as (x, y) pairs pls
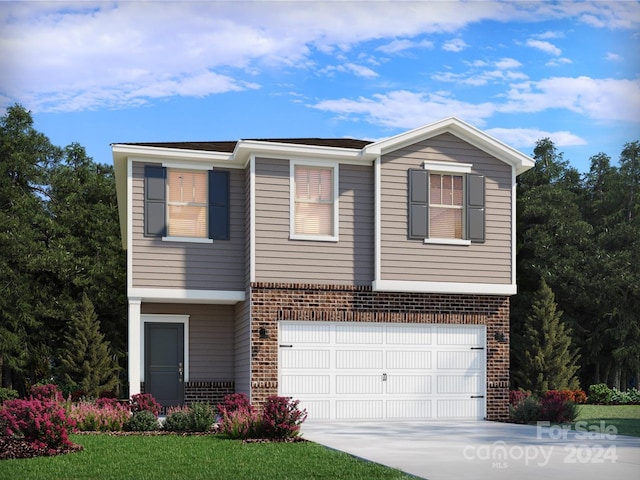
(575, 404), (640, 437)
(0, 434), (412, 479)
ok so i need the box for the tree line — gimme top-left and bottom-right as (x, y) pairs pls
(1, 104), (638, 396)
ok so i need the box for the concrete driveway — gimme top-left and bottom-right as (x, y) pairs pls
(301, 420), (640, 479)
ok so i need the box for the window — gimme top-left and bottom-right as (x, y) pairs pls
(291, 163), (338, 241)
(408, 167), (485, 244)
(167, 169), (208, 238)
(144, 165), (230, 241)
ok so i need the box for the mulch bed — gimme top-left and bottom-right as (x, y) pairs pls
(0, 437), (83, 460)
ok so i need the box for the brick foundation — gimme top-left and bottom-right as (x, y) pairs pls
(184, 381), (235, 406)
(250, 282), (510, 421)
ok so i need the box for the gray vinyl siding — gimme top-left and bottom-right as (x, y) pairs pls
(380, 133), (513, 284)
(254, 158), (374, 285)
(141, 303), (234, 381)
(234, 299), (251, 396)
(131, 161), (245, 291)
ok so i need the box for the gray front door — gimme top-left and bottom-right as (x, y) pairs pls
(145, 322), (184, 407)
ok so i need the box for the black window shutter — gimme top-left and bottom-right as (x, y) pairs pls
(466, 174), (485, 243)
(209, 170), (230, 240)
(144, 165), (166, 237)
(408, 169), (429, 239)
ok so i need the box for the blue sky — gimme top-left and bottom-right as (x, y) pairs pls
(1, 1), (639, 172)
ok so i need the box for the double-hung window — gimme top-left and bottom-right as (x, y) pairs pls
(144, 164), (230, 242)
(167, 169), (208, 238)
(291, 162), (338, 241)
(408, 162), (485, 245)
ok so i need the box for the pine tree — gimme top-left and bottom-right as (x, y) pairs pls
(58, 294), (119, 397)
(513, 279), (580, 394)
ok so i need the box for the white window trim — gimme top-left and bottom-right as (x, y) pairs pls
(164, 167), (209, 241)
(140, 314), (190, 383)
(289, 159), (339, 242)
(422, 161), (472, 246)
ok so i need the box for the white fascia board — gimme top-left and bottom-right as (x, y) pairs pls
(129, 288), (246, 304)
(372, 280), (517, 296)
(234, 140), (375, 165)
(364, 117), (535, 175)
(112, 144), (234, 164)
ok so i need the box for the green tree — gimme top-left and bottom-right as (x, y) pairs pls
(58, 293), (119, 397)
(513, 279), (580, 394)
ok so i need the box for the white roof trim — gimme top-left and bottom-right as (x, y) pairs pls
(365, 117), (534, 176)
(129, 288), (246, 304)
(372, 280), (517, 296)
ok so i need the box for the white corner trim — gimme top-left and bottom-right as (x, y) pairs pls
(374, 155), (382, 283)
(422, 160), (472, 174)
(162, 236), (213, 244)
(126, 158), (134, 289)
(250, 155), (256, 283)
(289, 159), (340, 241)
(129, 288), (246, 304)
(424, 238), (471, 246)
(140, 314), (190, 383)
(372, 280), (517, 296)
(511, 167), (517, 285)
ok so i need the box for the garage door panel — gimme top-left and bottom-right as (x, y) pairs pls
(437, 326), (483, 345)
(281, 375), (330, 395)
(387, 400), (432, 419)
(336, 375), (383, 394)
(336, 349), (383, 369)
(336, 324), (383, 344)
(386, 325), (432, 345)
(279, 322), (486, 421)
(386, 350), (431, 369)
(386, 375), (432, 394)
(436, 375), (483, 394)
(281, 323), (331, 343)
(280, 349), (330, 369)
(337, 400), (383, 419)
(437, 350), (483, 370)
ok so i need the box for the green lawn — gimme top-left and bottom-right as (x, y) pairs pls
(574, 404), (640, 438)
(0, 434), (412, 480)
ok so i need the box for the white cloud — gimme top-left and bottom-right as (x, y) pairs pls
(526, 39), (562, 56)
(545, 57), (573, 67)
(486, 127), (586, 149)
(376, 39), (433, 53)
(495, 58), (523, 70)
(442, 38), (468, 52)
(433, 58), (527, 86)
(605, 52), (623, 62)
(534, 31), (565, 40)
(501, 77), (640, 122)
(320, 63), (378, 78)
(311, 90), (495, 129)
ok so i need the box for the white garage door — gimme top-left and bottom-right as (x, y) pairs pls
(278, 322), (486, 421)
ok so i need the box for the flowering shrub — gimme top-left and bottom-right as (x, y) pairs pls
(69, 401), (130, 432)
(510, 396), (542, 424)
(545, 389), (587, 404)
(261, 396), (307, 439)
(30, 384), (64, 403)
(95, 397), (122, 409)
(219, 407), (262, 439)
(540, 391), (578, 423)
(0, 397), (76, 454)
(217, 393), (253, 416)
(509, 390), (531, 407)
(130, 393), (160, 416)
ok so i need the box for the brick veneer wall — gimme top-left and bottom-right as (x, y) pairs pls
(184, 381), (235, 407)
(250, 282), (510, 421)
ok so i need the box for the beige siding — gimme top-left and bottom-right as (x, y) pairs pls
(141, 303), (234, 381)
(380, 133), (513, 284)
(254, 158), (374, 285)
(234, 300), (251, 396)
(131, 162), (245, 291)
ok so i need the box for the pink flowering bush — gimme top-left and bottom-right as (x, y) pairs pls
(0, 397), (76, 454)
(130, 393), (160, 416)
(217, 393), (253, 416)
(509, 390), (531, 407)
(261, 396), (307, 439)
(69, 401), (130, 432)
(219, 408), (263, 439)
(30, 384), (64, 403)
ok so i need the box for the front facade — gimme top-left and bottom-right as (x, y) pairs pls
(113, 117), (533, 421)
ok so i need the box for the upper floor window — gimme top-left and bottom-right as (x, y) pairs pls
(144, 165), (230, 242)
(408, 164), (485, 245)
(291, 162), (339, 241)
(167, 169), (208, 238)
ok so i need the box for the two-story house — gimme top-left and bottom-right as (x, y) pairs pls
(113, 117), (534, 421)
